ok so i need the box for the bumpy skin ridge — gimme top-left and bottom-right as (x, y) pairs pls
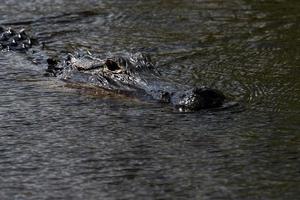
(0, 26), (33, 51)
(1, 27), (225, 112)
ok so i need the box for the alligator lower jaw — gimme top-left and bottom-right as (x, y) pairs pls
(172, 88), (226, 112)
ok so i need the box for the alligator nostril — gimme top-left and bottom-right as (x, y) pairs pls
(105, 59), (120, 71)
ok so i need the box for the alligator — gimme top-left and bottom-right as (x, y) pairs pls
(0, 26), (226, 112)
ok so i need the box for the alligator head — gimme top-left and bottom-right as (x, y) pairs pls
(50, 52), (225, 112)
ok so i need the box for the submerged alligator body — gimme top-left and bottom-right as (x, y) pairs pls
(0, 27), (225, 111)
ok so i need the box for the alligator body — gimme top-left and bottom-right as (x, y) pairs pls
(1, 27), (225, 111)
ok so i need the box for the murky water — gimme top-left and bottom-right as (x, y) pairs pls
(0, 0), (299, 199)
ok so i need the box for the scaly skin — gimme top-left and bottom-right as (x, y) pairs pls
(0, 27), (33, 51)
(1, 27), (225, 111)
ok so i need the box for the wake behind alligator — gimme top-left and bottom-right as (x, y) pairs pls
(0, 26), (227, 112)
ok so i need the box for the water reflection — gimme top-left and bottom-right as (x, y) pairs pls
(0, 0), (299, 199)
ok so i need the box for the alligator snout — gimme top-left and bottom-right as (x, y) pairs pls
(173, 87), (225, 112)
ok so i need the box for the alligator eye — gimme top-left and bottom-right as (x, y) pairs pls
(105, 59), (120, 71)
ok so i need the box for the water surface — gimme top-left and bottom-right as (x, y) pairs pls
(0, 0), (299, 199)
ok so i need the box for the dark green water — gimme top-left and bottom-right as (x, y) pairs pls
(0, 0), (299, 199)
